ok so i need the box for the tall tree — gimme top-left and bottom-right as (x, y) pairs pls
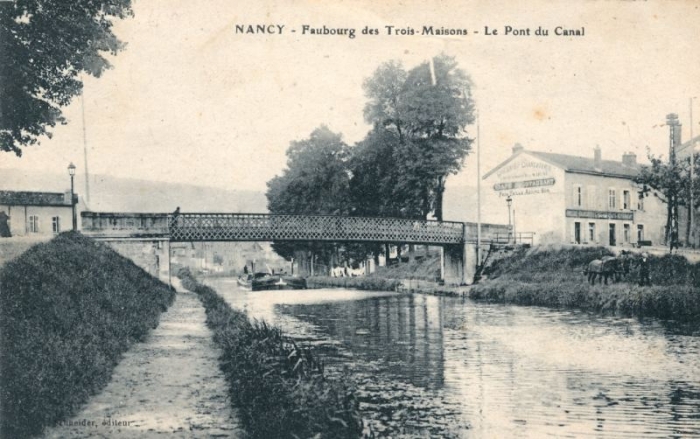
(363, 60), (408, 143)
(266, 126), (351, 267)
(635, 151), (700, 248)
(0, 0), (133, 156)
(358, 54), (475, 220)
(349, 127), (400, 216)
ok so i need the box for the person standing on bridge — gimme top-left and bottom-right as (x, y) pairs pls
(170, 206), (181, 229)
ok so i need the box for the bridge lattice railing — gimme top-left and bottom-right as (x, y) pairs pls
(168, 213), (465, 245)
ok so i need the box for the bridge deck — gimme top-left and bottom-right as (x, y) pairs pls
(81, 212), (469, 245)
(169, 213), (465, 245)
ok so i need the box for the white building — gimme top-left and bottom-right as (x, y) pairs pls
(481, 144), (667, 247)
(0, 191), (78, 237)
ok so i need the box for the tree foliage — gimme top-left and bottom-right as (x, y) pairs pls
(356, 54), (475, 220)
(267, 126), (350, 215)
(266, 126), (350, 264)
(0, 0), (133, 156)
(635, 151), (700, 246)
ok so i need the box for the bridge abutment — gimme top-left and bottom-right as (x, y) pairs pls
(103, 239), (170, 281)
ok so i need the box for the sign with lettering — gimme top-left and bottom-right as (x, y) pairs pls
(565, 209), (634, 221)
(496, 158), (554, 181)
(494, 177), (556, 191)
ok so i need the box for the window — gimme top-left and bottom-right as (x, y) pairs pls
(28, 215), (39, 233)
(609, 223), (616, 246)
(608, 189), (616, 209)
(588, 222), (596, 242)
(623, 224), (630, 243)
(573, 185), (582, 207)
(637, 224), (644, 242)
(623, 190), (630, 210)
(574, 222), (581, 244)
(637, 192), (645, 211)
(52, 216), (60, 234)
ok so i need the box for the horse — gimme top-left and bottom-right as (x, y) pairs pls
(586, 256), (620, 285)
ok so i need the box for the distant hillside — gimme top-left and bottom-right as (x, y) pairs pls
(0, 169), (268, 213)
(1, 169), (488, 221)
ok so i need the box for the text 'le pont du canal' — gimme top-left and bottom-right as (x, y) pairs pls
(234, 24), (586, 39)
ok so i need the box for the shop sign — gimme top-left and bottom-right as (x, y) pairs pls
(565, 209), (634, 221)
(494, 177), (556, 191)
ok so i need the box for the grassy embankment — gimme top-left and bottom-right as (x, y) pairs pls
(177, 268), (363, 439)
(471, 246), (700, 320)
(0, 232), (176, 438)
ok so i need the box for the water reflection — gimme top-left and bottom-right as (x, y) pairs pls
(280, 294), (446, 389)
(208, 279), (700, 438)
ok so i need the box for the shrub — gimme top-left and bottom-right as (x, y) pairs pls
(0, 232), (175, 438)
(178, 269), (362, 439)
(470, 278), (700, 321)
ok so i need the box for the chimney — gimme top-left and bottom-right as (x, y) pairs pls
(594, 146), (602, 169)
(622, 152), (637, 167)
(512, 143), (524, 155)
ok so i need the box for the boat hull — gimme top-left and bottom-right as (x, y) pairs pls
(251, 275), (307, 291)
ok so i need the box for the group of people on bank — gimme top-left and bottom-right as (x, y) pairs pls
(586, 250), (651, 286)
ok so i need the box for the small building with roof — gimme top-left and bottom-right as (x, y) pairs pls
(481, 144), (667, 246)
(0, 190), (79, 237)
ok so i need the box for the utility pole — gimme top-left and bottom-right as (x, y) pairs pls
(666, 113), (681, 251)
(476, 109), (482, 276)
(690, 98), (696, 248)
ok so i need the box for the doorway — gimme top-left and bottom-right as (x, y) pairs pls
(609, 223), (616, 246)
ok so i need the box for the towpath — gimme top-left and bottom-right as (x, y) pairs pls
(42, 278), (242, 438)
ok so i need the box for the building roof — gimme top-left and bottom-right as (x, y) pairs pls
(483, 149), (641, 180)
(677, 135), (699, 160)
(529, 151), (640, 178)
(0, 191), (71, 207)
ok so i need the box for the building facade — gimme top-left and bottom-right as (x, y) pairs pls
(481, 145), (667, 247)
(0, 191), (78, 237)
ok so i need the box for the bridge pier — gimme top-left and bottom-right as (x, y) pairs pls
(441, 242), (478, 286)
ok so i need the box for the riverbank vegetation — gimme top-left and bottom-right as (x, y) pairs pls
(471, 246), (700, 320)
(177, 268), (363, 439)
(0, 232), (175, 438)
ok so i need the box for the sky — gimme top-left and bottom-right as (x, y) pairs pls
(2, 0), (700, 196)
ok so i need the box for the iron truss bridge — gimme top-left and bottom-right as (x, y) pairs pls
(168, 213), (465, 245)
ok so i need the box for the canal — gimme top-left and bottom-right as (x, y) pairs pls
(207, 278), (700, 438)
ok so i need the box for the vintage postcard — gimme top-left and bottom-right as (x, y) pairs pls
(1, 0), (699, 438)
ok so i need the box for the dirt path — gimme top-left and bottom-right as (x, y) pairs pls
(42, 279), (242, 438)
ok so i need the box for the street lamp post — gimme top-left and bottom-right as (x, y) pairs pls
(68, 162), (77, 231)
(690, 97), (696, 248)
(506, 195), (513, 242)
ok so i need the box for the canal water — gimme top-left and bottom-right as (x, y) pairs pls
(207, 278), (700, 438)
